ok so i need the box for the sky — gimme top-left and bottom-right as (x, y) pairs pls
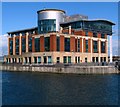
(0, 2), (119, 56)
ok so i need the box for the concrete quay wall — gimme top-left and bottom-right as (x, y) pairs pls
(0, 64), (119, 74)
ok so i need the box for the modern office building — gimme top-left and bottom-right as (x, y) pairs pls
(4, 9), (115, 64)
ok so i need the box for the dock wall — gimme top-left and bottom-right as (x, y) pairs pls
(0, 64), (119, 74)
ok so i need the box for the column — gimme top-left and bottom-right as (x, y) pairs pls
(70, 36), (75, 52)
(13, 35), (16, 55)
(26, 32), (29, 53)
(40, 36), (44, 52)
(19, 33), (22, 55)
(110, 35), (112, 63)
(69, 26), (71, 34)
(60, 27), (63, 33)
(60, 35), (64, 51)
(50, 34), (56, 51)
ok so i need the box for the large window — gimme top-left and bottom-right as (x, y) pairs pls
(63, 56), (67, 63)
(77, 39), (80, 52)
(68, 56), (71, 63)
(38, 57), (41, 64)
(28, 37), (32, 52)
(35, 38), (40, 52)
(44, 37), (50, 51)
(10, 40), (13, 55)
(38, 19), (56, 34)
(57, 37), (60, 51)
(101, 34), (105, 38)
(85, 40), (88, 52)
(15, 38), (19, 55)
(65, 38), (70, 52)
(48, 56), (52, 63)
(93, 33), (97, 37)
(93, 41), (98, 53)
(22, 38), (26, 53)
(101, 42), (105, 53)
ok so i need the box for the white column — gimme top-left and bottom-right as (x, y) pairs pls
(110, 35), (112, 63)
(69, 26), (71, 34)
(60, 27), (63, 33)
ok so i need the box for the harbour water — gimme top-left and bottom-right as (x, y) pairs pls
(2, 71), (119, 105)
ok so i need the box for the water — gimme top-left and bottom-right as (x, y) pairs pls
(2, 71), (119, 105)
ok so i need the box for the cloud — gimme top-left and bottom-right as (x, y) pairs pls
(0, 34), (8, 56)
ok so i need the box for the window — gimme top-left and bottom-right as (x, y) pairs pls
(96, 57), (98, 62)
(34, 57), (37, 63)
(29, 57), (31, 64)
(93, 32), (97, 37)
(28, 37), (32, 52)
(85, 31), (88, 36)
(65, 38), (70, 52)
(63, 56), (67, 63)
(15, 38), (19, 55)
(86, 40), (88, 52)
(75, 57), (77, 63)
(104, 57), (106, 62)
(10, 40), (13, 55)
(77, 39), (80, 52)
(78, 57), (80, 63)
(57, 37), (60, 51)
(101, 34), (105, 38)
(85, 58), (87, 63)
(19, 58), (21, 63)
(35, 38), (40, 52)
(9, 58), (11, 63)
(68, 56), (71, 63)
(22, 38), (26, 53)
(38, 57), (41, 64)
(44, 37), (50, 51)
(101, 57), (103, 62)
(57, 57), (60, 63)
(25, 57), (27, 63)
(92, 57), (95, 62)
(93, 41), (98, 53)
(38, 19), (56, 34)
(101, 42), (105, 53)
(48, 56), (52, 63)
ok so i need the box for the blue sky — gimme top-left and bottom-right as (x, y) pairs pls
(1, 2), (118, 56)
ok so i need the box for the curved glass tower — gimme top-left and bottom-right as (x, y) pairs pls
(37, 9), (65, 34)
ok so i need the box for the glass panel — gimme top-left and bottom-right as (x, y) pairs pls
(28, 37), (32, 52)
(86, 40), (88, 52)
(57, 37), (60, 51)
(35, 38), (40, 52)
(93, 41), (98, 53)
(22, 38), (26, 53)
(63, 56), (67, 63)
(38, 19), (56, 34)
(48, 56), (52, 63)
(44, 37), (50, 51)
(101, 42), (105, 53)
(68, 56), (71, 63)
(15, 38), (19, 55)
(65, 38), (70, 52)
(10, 40), (13, 55)
(38, 57), (41, 64)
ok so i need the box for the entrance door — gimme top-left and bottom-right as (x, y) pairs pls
(44, 56), (47, 63)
